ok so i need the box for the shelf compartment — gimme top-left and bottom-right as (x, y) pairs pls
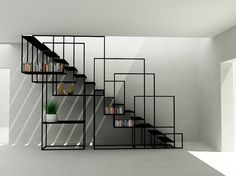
(105, 105), (124, 115)
(43, 145), (85, 150)
(114, 119), (134, 128)
(22, 71), (66, 75)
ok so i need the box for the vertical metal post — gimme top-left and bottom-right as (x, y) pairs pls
(93, 58), (96, 149)
(26, 42), (29, 63)
(83, 78), (86, 149)
(143, 60), (146, 148)
(21, 36), (23, 72)
(52, 36), (54, 95)
(134, 97), (136, 148)
(173, 96), (176, 148)
(153, 74), (156, 148)
(73, 36), (75, 80)
(41, 52), (44, 150)
(103, 37), (106, 114)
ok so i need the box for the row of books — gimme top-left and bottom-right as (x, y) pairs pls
(23, 62), (64, 72)
(115, 119), (134, 127)
(105, 106), (124, 114)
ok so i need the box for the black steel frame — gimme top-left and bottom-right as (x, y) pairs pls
(21, 34), (183, 150)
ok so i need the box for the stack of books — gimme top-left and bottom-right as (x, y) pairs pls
(115, 119), (134, 127)
(23, 63), (32, 72)
(105, 106), (124, 114)
(23, 62), (65, 72)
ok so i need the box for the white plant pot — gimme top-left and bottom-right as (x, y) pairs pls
(46, 114), (58, 122)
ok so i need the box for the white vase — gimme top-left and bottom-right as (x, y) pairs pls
(46, 114), (58, 122)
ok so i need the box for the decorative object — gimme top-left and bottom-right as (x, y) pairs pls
(66, 84), (74, 95)
(45, 100), (59, 122)
(57, 82), (65, 95)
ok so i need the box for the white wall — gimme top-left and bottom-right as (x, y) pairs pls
(0, 69), (10, 127)
(197, 25), (236, 151)
(0, 36), (220, 145)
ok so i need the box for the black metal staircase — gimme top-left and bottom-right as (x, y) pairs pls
(21, 35), (183, 150)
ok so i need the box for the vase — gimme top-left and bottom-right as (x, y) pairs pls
(57, 82), (65, 95)
(66, 84), (74, 95)
(46, 114), (58, 122)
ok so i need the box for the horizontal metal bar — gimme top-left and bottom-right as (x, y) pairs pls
(33, 34), (105, 38)
(43, 42), (85, 45)
(135, 95), (175, 98)
(115, 72), (155, 75)
(95, 58), (145, 60)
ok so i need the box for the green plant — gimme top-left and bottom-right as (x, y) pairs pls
(45, 101), (59, 114)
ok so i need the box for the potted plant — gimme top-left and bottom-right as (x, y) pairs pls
(45, 100), (59, 122)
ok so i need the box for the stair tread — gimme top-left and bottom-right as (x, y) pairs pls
(125, 109), (135, 113)
(74, 73), (87, 78)
(64, 66), (78, 71)
(130, 116), (144, 120)
(157, 136), (174, 143)
(135, 123), (153, 128)
(148, 129), (164, 135)
(23, 36), (51, 52)
(44, 51), (59, 58)
(84, 81), (96, 85)
(113, 103), (124, 106)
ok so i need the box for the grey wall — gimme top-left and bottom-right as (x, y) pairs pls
(0, 36), (215, 146)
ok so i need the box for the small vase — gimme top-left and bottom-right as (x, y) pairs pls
(46, 114), (58, 122)
(57, 82), (65, 95)
(66, 84), (74, 95)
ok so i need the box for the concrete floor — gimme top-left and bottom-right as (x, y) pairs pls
(0, 142), (223, 176)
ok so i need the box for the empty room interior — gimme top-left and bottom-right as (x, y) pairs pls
(1, 0), (236, 175)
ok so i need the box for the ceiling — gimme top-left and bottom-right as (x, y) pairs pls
(1, 0), (236, 43)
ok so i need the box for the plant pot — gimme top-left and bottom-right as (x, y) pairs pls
(46, 114), (58, 122)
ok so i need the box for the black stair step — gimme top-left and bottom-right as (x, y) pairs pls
(113, 103), (124, 106)
(64, 66), (78, 72)
(130, 116), (144, 121)
(157, 136), (174, 143)
(23, 36), (51, 52)
(135, 123), (153, 128)
(44, 51), (60, 58)
(84, 82), (96, 85)
(74, 74), (87, 79)
(53, 58), (69, 65)
(125, 109), (135, 113)
(148, 129), (164, 136)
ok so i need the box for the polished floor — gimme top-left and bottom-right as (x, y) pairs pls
(0, 142), (224, 176)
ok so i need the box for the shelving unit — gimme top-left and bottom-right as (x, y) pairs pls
(21, 34), (183, 150)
